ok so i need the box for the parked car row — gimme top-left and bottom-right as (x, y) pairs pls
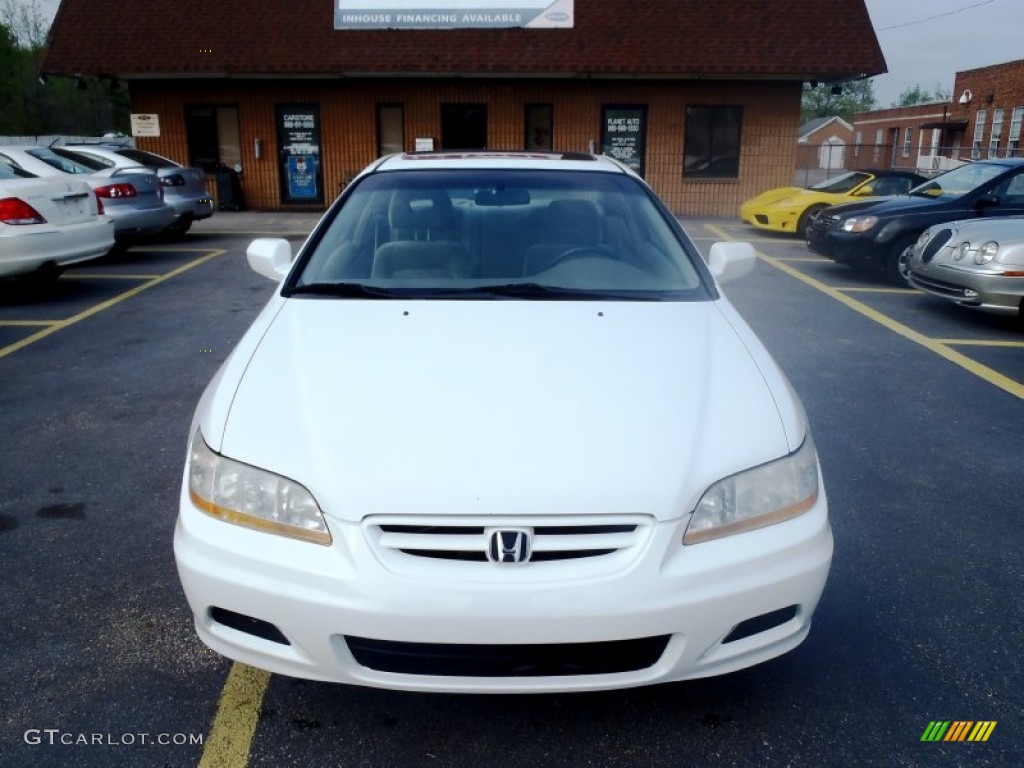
(0, 143), (213, 281)
(742, 158), (1024, 318)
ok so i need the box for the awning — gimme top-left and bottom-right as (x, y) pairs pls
(919, 118), (969, 130)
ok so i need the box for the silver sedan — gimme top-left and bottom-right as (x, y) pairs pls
(907, 216), (1024, 317)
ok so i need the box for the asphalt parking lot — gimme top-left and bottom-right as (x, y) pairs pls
(1, 214), (1020, 767)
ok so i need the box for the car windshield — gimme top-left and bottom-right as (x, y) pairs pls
(25, 147), (95, 174)
(287, 169), (709, 301)
(809, 172), (871, 194)
(909, 162), (1007, 199)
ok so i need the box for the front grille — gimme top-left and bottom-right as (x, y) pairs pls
(345, 635), (670, 677)
(921, 229), (953, 263)
(369, 516), (650, 564)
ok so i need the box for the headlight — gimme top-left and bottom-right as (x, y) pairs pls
(684, 437), (819, 545)
(954, 242), (970, 261)
(975, 241), (999, 264)
(187, 430), (332, 545)
(841, 216), (878, 233)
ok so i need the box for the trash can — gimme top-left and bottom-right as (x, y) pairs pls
(215, 164), (245, 211)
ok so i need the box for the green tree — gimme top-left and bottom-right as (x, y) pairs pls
(0, 5), (128, 136)
(893, 82), (952, 107)
(801, 78), (877, 124)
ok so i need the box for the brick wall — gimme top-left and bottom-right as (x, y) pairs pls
(130, 78), (801, 217)
(949, 59), (1024, 157)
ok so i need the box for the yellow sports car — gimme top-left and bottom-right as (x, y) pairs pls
(740, 170), (926, 236)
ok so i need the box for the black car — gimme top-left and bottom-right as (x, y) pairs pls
(806, 158), (1024, 285)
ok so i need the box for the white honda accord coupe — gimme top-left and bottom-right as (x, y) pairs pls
(175, 151), (832, 693)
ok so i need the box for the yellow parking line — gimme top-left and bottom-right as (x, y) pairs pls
(198, 663), (270, 768)
(63, 273), (162, 280)
(0, 320), (61, 327)
(0, 249), (225, 360)
(131, 246), (231, 253)
(705, 224), (1024, 400)
(834, 287), (919, 294)
(938, 338), (1024, 348)
(775, 257), (831, 263)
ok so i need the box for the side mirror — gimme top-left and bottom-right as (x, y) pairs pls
(853, 186), (874, 197)
(708, 241), (756, 284)
(247, 238), (292, 281)
(975, 194), (1000, 210)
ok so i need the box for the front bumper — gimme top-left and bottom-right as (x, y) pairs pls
(909, 262), (1024, 316)
(739, 204), (799, 234)
(805, 224), (880, 266)
(175, 484), (833, 693)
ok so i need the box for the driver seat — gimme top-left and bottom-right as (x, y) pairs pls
(523, 199), (603, 276)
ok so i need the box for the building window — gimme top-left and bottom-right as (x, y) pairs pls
(684, 105), (742, 178)
(854, 130), (861, 157)
(873, 128), (882, 161)
(525, 104), (553, 151)
(902, 127), (913, 157)
(441, 104), (488, 150)
(1009, 107), (1024, 157)
(989, 108), (1004, 158)
(972, 109), (987, 160)
(377, 104), (404, 156)
(185, 105), (241, 173)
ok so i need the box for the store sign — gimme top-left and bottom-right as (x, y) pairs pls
(335, 0), (573, 29)
(601, 106), (647, 177)
(276, 105), (324, 204)
(130, 113), (161, 137)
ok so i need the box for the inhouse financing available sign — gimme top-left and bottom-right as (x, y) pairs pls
(335, 0), (574, 28)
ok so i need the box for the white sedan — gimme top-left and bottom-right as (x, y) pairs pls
(0, 163), (114, 280)
(175, 152), (832, 693)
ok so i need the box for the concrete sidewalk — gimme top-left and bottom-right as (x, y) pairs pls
(189, 210), (323, 238)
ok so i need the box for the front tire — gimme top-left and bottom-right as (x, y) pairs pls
(797, 204), (827, 237)
(885, 234), (918, 287)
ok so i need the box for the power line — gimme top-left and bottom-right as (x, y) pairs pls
(876, 0), (997, 31)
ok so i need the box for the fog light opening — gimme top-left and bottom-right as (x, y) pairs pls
(722, 605), (799, 644)
(209, 607), (291, 645)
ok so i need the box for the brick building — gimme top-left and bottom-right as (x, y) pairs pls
(851, 58), (1024, 177)
(39, 1), (885, 215)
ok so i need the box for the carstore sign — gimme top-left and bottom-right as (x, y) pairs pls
(334, 0), (574, 28)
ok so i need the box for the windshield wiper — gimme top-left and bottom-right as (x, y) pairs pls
(286, 282), (411, 299)
(438, 283), (671, 300)
(286, 281), (671, 301)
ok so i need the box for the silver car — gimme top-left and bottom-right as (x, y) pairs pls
(908, 216), (1024, 317)
(58, 145), (214, 234)
(0, 146), (175, 242)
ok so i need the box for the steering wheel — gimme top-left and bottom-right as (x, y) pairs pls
(549, 244), (616, 267)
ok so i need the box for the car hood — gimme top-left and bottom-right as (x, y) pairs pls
(206, 299), (797, 523)
(826, 193), (941, 218)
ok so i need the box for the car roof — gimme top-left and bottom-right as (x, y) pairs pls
(371, 151), (633, 175)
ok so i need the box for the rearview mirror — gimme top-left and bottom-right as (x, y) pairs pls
(474, 187), (530, 206)
(247, 238), (292, 281)
(708, 241), (756, 284)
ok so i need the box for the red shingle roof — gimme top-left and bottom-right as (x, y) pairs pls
(41, 0), (886, 81)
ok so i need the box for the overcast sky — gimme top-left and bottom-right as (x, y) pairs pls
(863, 0), (1024, 106)
(15, 0), (1024, 109)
